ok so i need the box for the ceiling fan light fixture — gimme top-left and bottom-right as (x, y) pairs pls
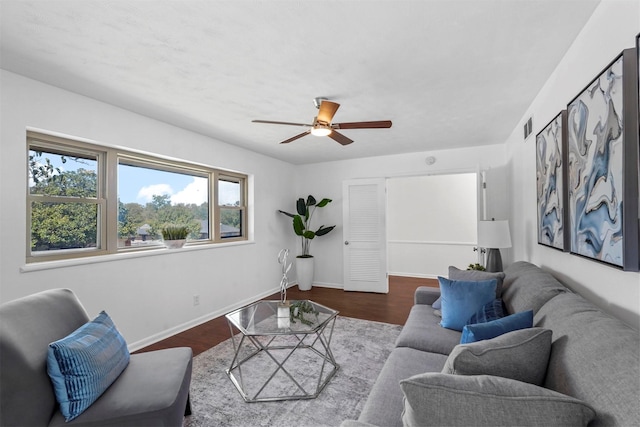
(311, 126), (332, 137)
(252, 98), (391, 144)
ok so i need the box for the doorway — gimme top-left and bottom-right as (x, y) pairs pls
(386, 173), (479, 278)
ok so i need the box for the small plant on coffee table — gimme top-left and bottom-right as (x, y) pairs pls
(289, 300), (319, 326)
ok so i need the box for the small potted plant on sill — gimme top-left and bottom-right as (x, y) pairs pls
(279, 195), (335, 291)
(161, 224), (189, 249)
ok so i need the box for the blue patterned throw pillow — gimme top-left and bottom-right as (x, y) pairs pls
(468, 299), (505, 325)
(47, 311), (130, 421)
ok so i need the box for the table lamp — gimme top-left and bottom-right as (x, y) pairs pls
(477, 219), (512, 272)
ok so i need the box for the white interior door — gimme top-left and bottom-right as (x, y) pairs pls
(342, 178), (388, 293)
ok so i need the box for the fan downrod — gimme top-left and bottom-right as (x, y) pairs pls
(313, 97), (328, 109)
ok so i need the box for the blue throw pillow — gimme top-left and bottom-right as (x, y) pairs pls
(460, 310), (534, 344)
(47, 311), (130, 421)
(468, 299), (505, 325)
(438, 277), (497, 331)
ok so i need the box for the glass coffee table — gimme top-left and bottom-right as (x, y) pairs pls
(225, 300), (339, 402)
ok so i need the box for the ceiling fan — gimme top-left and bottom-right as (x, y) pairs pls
(252, 97), (392, 145)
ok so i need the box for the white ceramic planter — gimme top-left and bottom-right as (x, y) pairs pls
(296, 257), (314, 291)
(164, 239), (186, 249)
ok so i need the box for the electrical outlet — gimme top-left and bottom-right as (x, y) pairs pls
(193, 295), (200, 306)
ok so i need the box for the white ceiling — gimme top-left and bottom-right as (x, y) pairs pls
(1, 0), (600, 165)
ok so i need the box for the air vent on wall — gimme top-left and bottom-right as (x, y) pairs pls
(523, 117), (533, 140)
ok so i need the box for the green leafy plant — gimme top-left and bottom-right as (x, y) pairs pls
(279, 195), (335, 257)
(467, 263), (486, 271)
(118, 200), (139, 239)
(161, 225), (189, 240)
(289, 300), (319, 326)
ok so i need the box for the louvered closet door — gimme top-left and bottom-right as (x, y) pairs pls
(343, 178), (388, 293)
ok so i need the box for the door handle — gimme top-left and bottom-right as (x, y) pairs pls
(344, 241), (349, 245)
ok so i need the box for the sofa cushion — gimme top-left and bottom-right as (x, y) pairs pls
(460, 310), (533, 344)
(449, 266), (505, 297)
(535, 292), (640, 426)
(400, 373), (595, 427)
(443, 327), (551, 385)
(438, 277), (497, 331)
(47, 311), (130, 421)
(468, 298), (505, 324)
(395, 304), (461, 354)
(358, 347), (448, 427)
(501, 261), (567, 314)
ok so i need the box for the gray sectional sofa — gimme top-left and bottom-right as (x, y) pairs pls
(343, 261), (640, 427)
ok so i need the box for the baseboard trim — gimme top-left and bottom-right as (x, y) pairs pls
(311, 281), (344, 290)
(388, 272), (439, 279)
(128, 279), (375, 351)
(128, 284), (287, 352)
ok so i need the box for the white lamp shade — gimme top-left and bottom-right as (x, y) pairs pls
(478, 220), (512, 248)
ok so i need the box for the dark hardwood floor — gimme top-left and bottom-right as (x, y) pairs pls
(136, 276), (438, 356)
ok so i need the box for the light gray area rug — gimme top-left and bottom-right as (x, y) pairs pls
(184, 316), (402, 427)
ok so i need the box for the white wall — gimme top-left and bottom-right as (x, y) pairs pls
(387, 173), (479, 278)
(294, 144), (509, 289)
(506, 0), (640, 328)
(3, 0), (637, 350)
(0, 70), (295, 349)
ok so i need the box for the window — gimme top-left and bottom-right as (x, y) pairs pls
(117, 157), (210, 248)
(27, 131), (248, 263)
(218, 175), (246, 239)
(28, 142), (106, 260)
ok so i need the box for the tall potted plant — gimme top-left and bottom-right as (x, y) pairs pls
(279, 195), (335, 290)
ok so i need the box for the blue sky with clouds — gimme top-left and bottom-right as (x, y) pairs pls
(118, 164), (208, 205)
(30, 150), (238, 206)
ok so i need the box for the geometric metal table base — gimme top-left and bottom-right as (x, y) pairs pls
(225, 300), (340, 402)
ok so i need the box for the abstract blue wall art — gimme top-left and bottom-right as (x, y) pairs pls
(567, 56), (624, 266)
(567, 49), (639, 271)
(536, 111), (568, 251)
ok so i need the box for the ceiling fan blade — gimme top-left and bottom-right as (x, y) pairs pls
(317, 101), (340, 124)
(333, 120), (392, 129)
(280, 130), (311, 144)
(252, 120), (312, 127)
(328, 130), (353, 146)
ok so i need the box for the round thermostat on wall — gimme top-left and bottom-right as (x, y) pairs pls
(425, 156), (436, 165)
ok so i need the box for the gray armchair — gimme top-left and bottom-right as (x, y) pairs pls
(0, 288), (192, 426)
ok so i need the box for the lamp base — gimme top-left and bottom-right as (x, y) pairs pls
(485, 248), (503, 272)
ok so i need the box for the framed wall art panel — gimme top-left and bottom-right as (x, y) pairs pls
(536, 111), (569, 251)
(566, 48), (639, 271)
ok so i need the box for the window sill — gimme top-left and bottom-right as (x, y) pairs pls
(20, 239), (255, 273)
